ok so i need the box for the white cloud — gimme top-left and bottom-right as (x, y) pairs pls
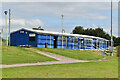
(11, 19), (25, 26)
(2, 2), (116, 20)
(1, 18), (44, 33)
(0, 19), (43, 27)
(1, 2), (118, 37)
(25, 19), (43, 27)
(1, 18), (44, 39)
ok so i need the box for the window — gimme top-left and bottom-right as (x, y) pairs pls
(90, 40), (93, 45)
(29, 37), (35, 41)
(69, 37), (72, 43)
(20, 31), (24, 33)
(72, 37), (74, 43)
(89, 40), (92, 44)
(29, 34), (35, 41)
(103, 41), (106, 45)
(99, 41), (101, 45)
(79, 38), (83, 44)
(63, 36), (65, 43)
(75, 37), (78, 44)
(86, 40), (89, 44)
(69, 37), (74, 44)
(58, 36), (62, 40)
(85, 38), (93, 44)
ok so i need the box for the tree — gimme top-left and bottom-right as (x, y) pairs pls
(104, 33), (111, 40)
(113, 36), (120, 46)
(72, 26), (120, 47)
(84, 28), (95, 36)
(72, 26), (84, 34)
(116, 37), (120, 46)
(94, 28), (106, 38)
(32, 26), (44, 31)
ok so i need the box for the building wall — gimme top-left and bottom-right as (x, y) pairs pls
(37, 34), (54, 48)
(10, 30), (37, 47)
(36, 34), (107, 50)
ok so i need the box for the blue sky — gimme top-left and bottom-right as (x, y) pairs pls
(0, 2), (118, 39)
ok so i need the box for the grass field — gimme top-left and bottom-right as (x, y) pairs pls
(2, 46), (56, 64)
(2, 46), (118, 78)
(2, 60), (118, 78)
(35, 48), (107, 60)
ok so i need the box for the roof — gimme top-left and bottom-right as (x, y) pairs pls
(11, 28), (109, 41)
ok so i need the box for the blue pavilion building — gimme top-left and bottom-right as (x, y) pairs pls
(10, 28), (109, 50)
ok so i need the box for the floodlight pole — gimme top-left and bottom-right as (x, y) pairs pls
(61, 14), (64, 48)
(61, 14), (64, 33)
(110, 0), (113, 56)
(9, 9), (11, 46)
(4, 11), (8, 46)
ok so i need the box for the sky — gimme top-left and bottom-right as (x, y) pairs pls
(0, 1), (119, 39)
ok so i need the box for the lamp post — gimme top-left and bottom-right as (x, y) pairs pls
(9, 9), (11, 46)
(61, 14), (64, 48)
(110, 0), (113, 56)
(61, 14), (64, 33)
(4, 11), (8, 46)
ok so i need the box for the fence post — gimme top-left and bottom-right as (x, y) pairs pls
(116, 46), (120, 57)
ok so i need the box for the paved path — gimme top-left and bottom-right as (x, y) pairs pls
(26, 48), (81, 61)
(0, 48), (108, 68)
(0, 60), (89, 68)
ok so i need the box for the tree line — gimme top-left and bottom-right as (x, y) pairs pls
(72, 26), (120, 47)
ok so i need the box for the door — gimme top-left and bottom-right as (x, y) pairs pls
(54, 36), (58, 48)
(95, 42), (97, 49)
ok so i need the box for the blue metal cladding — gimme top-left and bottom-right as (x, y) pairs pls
(37, 34), (54, 48)
(10, 29), (108, 50)
(10, 33), (17, 46)
(103, 40), (107, 50)
(79, 38), (84, 49)
(98, 39), (103, 50)
(10, 29), (37, 47)
(93, 39), (97, 49)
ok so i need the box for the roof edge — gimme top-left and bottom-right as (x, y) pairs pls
(10, 28), (109, 41)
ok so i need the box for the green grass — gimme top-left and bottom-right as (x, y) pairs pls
(2, 46), (56, 64)
(2, 46), (118, 78)
(2, 60), (118, 78)
(35, 48), (106, 60)
(102, 56), (118, 61)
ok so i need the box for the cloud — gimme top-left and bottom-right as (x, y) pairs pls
(26, 19), (44, 27)
(11, 19), (43, 27)
(1, 2), (118, 37)
(91, 24), (118, 37)
(1, 19), (43, 27)
(11, 19), (25, 26)
(2, 2), (115, 20)
(80, 13), (108, 20)
(1, 18), (44, 39)
(1, 18), (44, 33)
